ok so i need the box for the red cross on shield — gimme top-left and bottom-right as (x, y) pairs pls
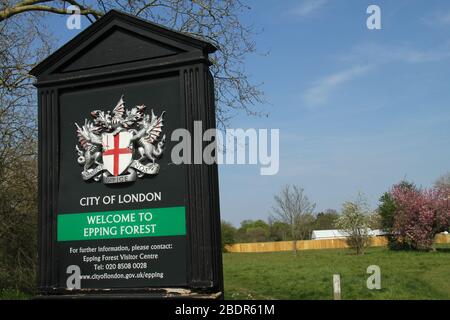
(102, 131), (133, 176)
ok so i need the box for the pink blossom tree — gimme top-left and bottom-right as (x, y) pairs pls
(391, 183), (450, 250)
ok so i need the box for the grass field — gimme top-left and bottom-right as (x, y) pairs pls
(223, 245), (450, 300)
(1, 245), (449, 300)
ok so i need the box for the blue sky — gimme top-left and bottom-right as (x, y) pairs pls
(221, 0), (450, 225)
(46, 1), (450, 226)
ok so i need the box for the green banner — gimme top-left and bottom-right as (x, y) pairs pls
(57, 206), (186, 241)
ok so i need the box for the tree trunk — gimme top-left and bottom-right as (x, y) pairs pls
(291, 225), (297, 255)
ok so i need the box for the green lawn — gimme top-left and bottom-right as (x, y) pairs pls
(1, 246), (449, 300)
(223, 245), (450, 300)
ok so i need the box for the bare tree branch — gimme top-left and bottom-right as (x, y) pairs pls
(0, 0), (103, 21)
(1, 0), (265, 126)
(272, 185), (316, 254)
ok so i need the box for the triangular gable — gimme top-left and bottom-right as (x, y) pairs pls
(59, 27), (183, 73)
(30, 10), (216, 78)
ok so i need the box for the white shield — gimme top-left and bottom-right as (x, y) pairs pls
(102, 131), (133, 176)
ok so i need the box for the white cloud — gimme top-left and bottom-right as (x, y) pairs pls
(303, 41), (450, 107)
(292, 0), (327, 17)
(304, 65), (373, 107)
(342, 42), (450, 65)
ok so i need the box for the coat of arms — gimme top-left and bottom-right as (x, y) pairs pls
(75, 95), (166, 184)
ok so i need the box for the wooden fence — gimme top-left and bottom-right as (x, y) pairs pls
(435, 233), (450, 244)
(224, 234), (450, 253)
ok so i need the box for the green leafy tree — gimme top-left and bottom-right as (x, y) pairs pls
(268, 220), (291, 241)
(378, 192), (396, 232)
(221, 221), (237, 252)
(236, 220), (270, 243)
(313, 209), (339, 230)
(245, 227), (270, 243)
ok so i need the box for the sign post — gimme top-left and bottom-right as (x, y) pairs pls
(31, 10), (223, 298)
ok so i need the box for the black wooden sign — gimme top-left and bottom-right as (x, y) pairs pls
(30, 10), (223, 298)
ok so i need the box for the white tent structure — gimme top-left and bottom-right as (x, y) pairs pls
(311, 229), (385, 240)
